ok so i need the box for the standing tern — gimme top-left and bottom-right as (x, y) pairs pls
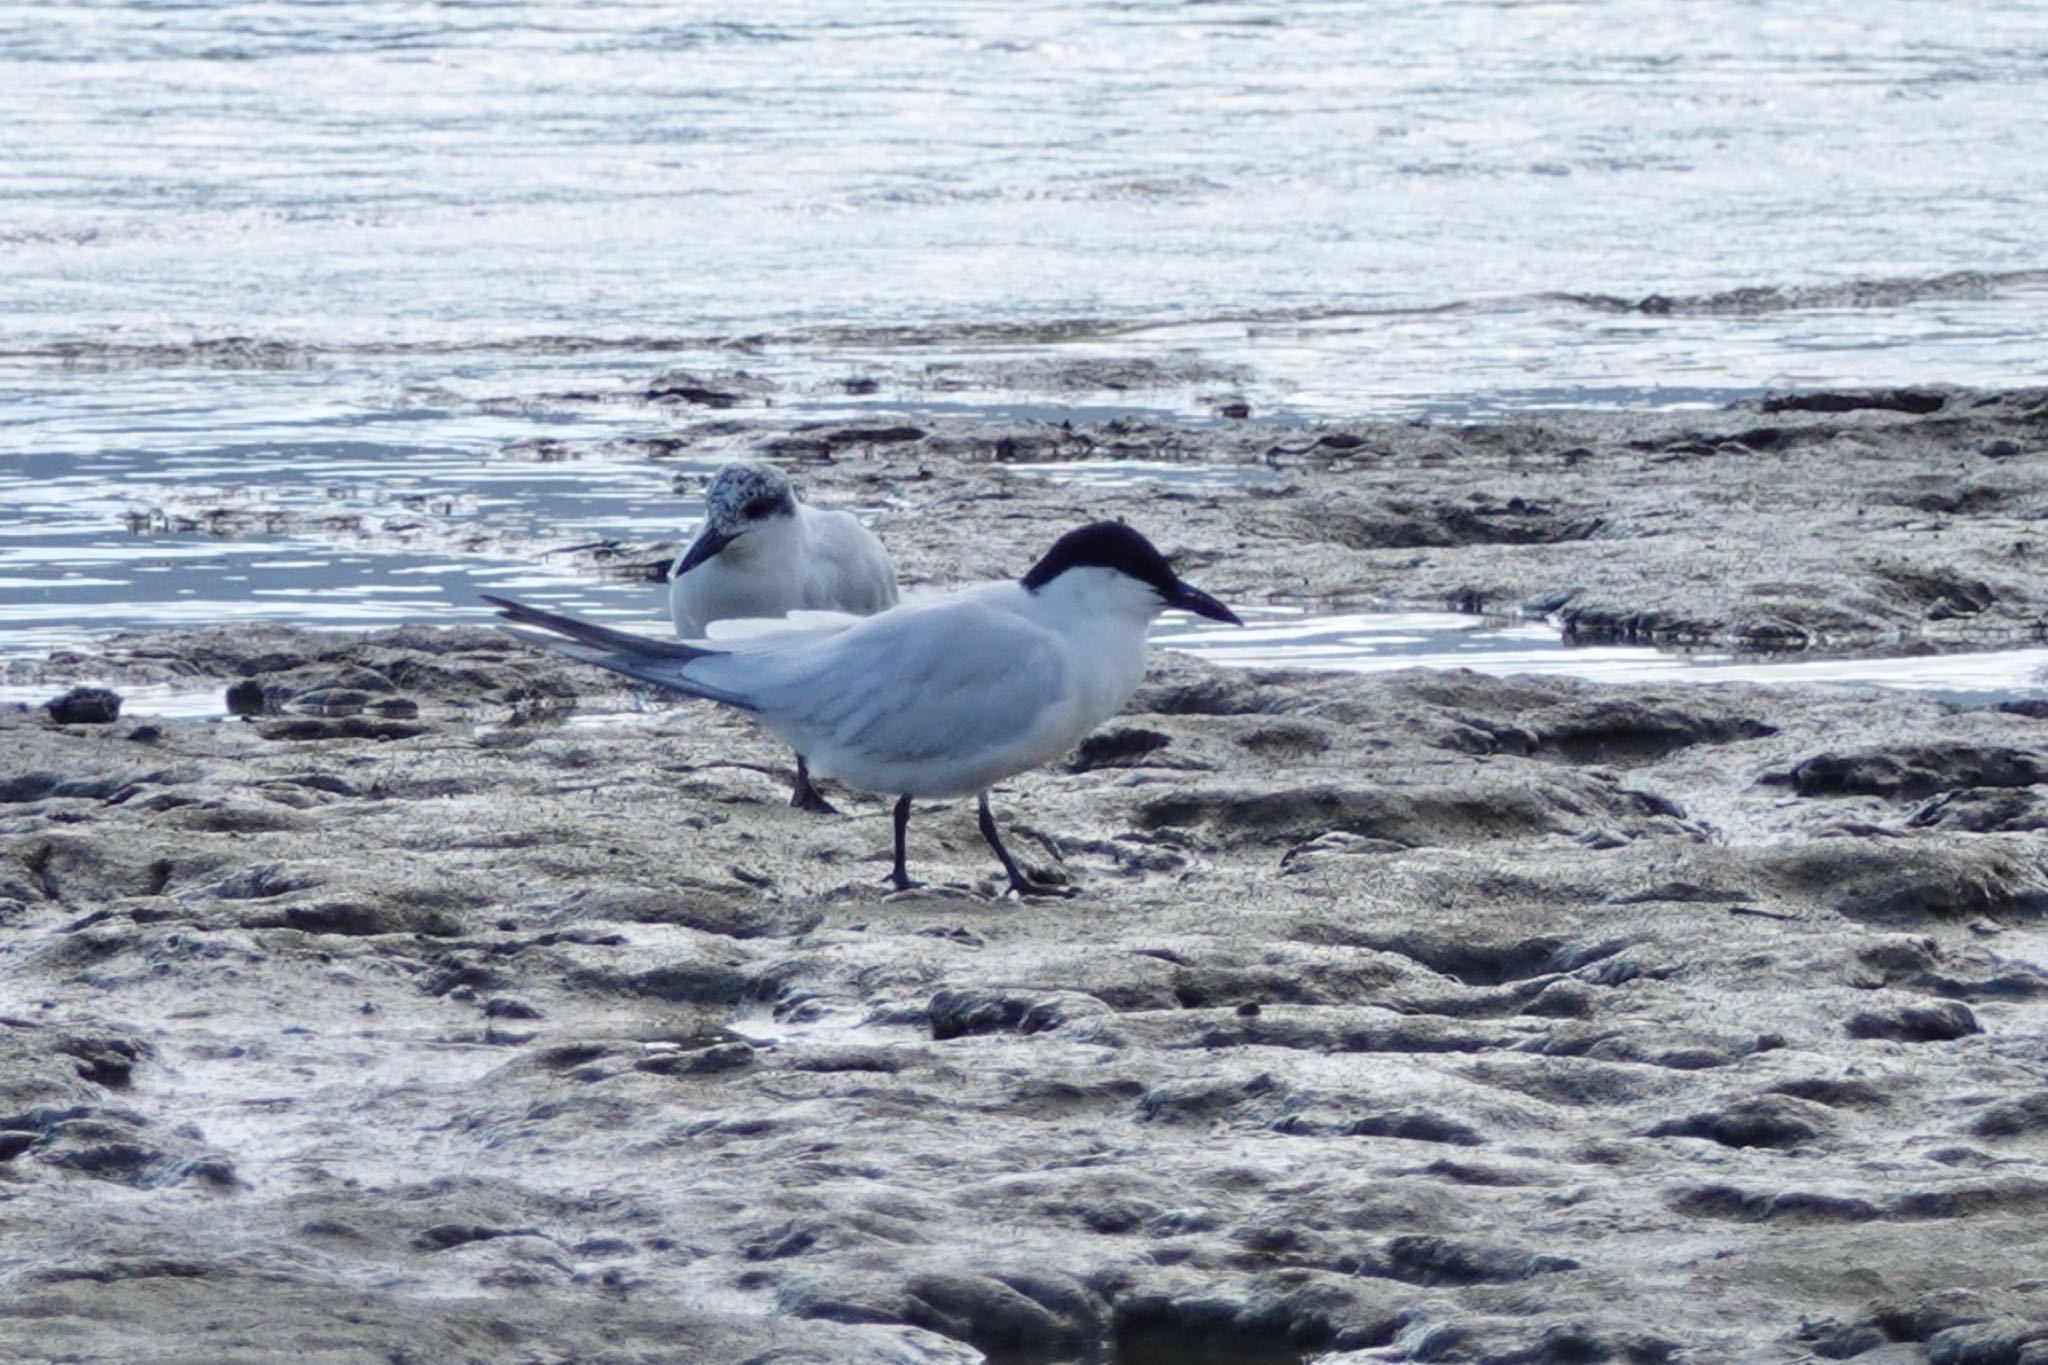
(487, 521), (1241, 897)
(669, 462), (897, 812)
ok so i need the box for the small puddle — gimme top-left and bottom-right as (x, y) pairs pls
(1005, 458), (1283, 490)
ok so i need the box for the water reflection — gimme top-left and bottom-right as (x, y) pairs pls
(1156, 608), (2048, 706)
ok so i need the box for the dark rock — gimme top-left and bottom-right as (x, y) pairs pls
(1068, 727), (1174, 771)
(1645, 1095), (1832, 1149)
(1908, 788), (2048, 833)
(1967, 1092), (2048, 1139)
(1926, 1319), (2048, 1365)
(824, 425), (926, 445)
(1339, 1110), (1485, 1147)
(576, 959), (762, 1006)
(1782, 746), (2048, 800)
(1667, 1184), (1882, 1223)
(1520, 980), (1598, 1018)
(412, 1223), (533, 1251)
(1526, 696), (1775, 766)
(642, 369), (775, 408)
(224, 679), (266, 717)
(1138, 1074), (1279, 1125)
(930, 988), (1106, 1040)
(56, 1034), (148, 1088)
(1762, 840), (2048, 924)
(633, 1043), (755, 1076)
(1761, 388), (1948, 415)
(902, 1270), (1104, 1357)
(1803, 1319), (1892, 1359)
(1372, 1235), (1579, 1286)
(1846, 1001), (1982, 1042)
(43, 687), (122, 724)
(256, 716), (431, 742)
(1135, 774), (1683, 848)
(1113, 1273), (1400, 1358)
(245, 899), (463, 938)
(1766, 1076), (1892, 1109)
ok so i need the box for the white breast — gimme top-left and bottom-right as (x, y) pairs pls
(669, 505), (895, 638)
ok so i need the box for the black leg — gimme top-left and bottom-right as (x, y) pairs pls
(976, 791), (1073, 897)
(888, 794), (916, 891)
(789, 754), (839, 815)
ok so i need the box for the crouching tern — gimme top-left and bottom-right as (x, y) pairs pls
(669, 462), (897, 813)
(486, 521), (1241, 897)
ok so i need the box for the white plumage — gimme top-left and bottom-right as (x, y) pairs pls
(668, 462), (895, 636)
(666, 461), (897, 810)
(489, 521), (1240, 896)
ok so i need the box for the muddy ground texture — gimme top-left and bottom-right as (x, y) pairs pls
(4, 387), (2048, 1364)
(572, 379), (2048, 655)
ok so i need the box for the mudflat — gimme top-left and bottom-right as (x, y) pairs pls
(3, 388), (2046, 1364)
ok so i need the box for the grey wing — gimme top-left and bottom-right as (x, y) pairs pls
(802, 510), (898, 615)
(737, 601), (1062, 764)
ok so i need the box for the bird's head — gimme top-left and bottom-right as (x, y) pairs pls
(1021, 521), (1241, 626)
(675, 462), (798, 575)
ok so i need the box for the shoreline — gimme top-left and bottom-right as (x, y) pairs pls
(3, 387), (2046, 1363)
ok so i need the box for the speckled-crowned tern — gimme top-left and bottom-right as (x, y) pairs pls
(487, 521), (1241, 897)
(668, 462), (897, 813)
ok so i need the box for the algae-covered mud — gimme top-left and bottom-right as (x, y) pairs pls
(5, 391), (2048, 1363)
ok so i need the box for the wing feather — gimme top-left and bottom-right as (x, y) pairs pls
(728, 591), (1065, 781)
(800, 509), (899, 616)
(485, 595), (756, 709)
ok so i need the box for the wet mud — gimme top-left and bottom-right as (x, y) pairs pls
(5, 388), (2048, 1363)
(541, 382), (2048, 655)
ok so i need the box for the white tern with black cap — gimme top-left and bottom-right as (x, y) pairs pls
(668, 461), (897, 811)
(487, 520), (1241, 896)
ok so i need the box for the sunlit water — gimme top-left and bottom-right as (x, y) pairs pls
(6, 0), (2048, 402)
(5, 1), (2048, 701)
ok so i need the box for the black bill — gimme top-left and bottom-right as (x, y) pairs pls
(672, 525), (736, 577)
(1163, 580), (1242, 625)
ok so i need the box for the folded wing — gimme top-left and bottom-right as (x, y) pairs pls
(695, 591), (1066, 782)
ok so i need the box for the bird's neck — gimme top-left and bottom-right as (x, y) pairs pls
(1023, 570), (1158, 720)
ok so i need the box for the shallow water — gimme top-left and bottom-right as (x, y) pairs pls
(1156, 611), (2048, 706)
(10, 603), (2043, 721)
(5, 431), (2045, 713)
(7, 0), (2048, 704)
(0, 365), (721, 659)
(6, 0), (2048, 415)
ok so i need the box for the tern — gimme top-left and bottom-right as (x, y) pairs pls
(669, 462), (897, 812)
(487, 521), (1240, 897)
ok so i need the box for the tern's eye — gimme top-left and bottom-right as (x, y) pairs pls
(741, 495), (783, 520)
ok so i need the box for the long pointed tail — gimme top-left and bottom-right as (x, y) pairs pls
(482, 594), (757, 710)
